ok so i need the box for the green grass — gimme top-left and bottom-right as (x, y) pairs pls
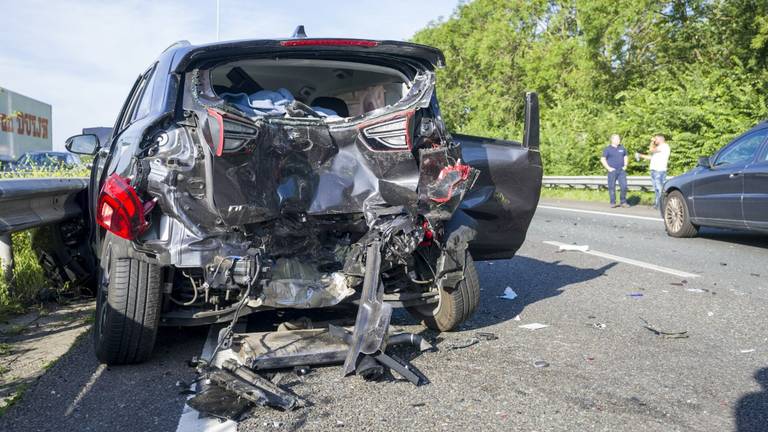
(0, 383), (28, 417)
(540, 187), (657, 206)
(0, 231), (49, 315)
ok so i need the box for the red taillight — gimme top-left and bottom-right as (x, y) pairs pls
(96, 174), (150, 240)
(279, 39), (379, 48)
(360, 111), (414, 151)
(206, 108), (225, 156)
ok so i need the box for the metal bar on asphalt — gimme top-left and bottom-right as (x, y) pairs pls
(543, 240), (700, 279)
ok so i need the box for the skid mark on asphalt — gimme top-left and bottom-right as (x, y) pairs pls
(543, 240), (700, 279)
(175, 325), (236, 432)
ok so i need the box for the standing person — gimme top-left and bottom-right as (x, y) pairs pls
(600, 134), (629, 208)
(636, 134), (671, 209)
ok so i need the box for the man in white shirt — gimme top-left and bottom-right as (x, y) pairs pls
(636, 134), (671, 209)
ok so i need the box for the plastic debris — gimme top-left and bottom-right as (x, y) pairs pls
(475, 332), (498, 341)
(446, 338), (479, 350)
(707, 311), (714, 317)
(640, 317), (688, 339)
(558, 244), (589, 252)
(499, 287), (518, 300)
(628, 292), (644, 299)
(533, 360), (550, 368)
(512, 314), (522, 321)
(686, 288), (706, 293)
(740, 349), (755, 354)
(591, 322), (607, 329)
(519, 323), (549, 330)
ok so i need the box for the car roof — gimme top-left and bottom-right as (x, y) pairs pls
(167, 38), (445, 73)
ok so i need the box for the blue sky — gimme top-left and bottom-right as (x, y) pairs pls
(0, 0), (459, 148)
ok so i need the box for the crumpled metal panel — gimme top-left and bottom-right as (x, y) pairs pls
(207, 120), (420, 227)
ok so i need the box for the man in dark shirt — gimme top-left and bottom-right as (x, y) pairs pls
(600, 134), (629, 208)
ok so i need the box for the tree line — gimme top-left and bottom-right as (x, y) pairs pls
(413, 0), (768, 175)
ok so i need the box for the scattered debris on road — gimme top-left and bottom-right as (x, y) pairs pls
(519, 323), (549, 330)
(446, 331), (498, 350)
(557, 244), (590, 252)
(499, 287), (518, 300)
(639, 317), (688, 339)
(740, 349), (755, 354)
(533, 360), (550, 368)
(628, 292), (644, 299)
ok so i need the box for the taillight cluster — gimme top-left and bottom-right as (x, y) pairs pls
(360, 111), (413, 151)
(96, 174), (152, 240)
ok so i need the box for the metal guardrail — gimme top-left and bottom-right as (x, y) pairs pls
(0, 177), (89, 280)
(542, 175), (665, 191)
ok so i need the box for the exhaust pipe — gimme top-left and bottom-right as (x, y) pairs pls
(523, 92), (539, 149)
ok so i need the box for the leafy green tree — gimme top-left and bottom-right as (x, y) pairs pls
(413, 0), (768, 175)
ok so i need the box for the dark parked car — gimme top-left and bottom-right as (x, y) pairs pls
(662, 122), (768, 236)
(15, 151), (82, 170)
(65, 36), (542, 365)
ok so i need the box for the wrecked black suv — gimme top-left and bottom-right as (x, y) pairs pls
(65, 36), (542, 365)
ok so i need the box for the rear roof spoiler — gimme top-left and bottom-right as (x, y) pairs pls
(170, 39), (445, 73)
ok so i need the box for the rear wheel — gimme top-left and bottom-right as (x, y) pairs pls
(663, 190), (698, 238)
(94, 235), (162, 365)
(407, 253), (480, 331)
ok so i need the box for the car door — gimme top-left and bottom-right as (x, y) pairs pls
(743, 140), (768, 231)
(446, 93), (543, 260)
(693, 128), (768, 228)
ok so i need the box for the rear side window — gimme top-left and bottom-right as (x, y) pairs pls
(116, 64), (157, 133)
(715, 129), (768, 166)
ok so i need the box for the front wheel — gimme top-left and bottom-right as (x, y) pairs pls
(406, 253), (480, 331)
(663, 190), (698, 238)
(94, 235), (163, 365)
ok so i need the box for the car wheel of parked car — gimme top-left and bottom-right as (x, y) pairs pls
(94, 234), (162, 365)
(663, 190), (698, 238)
(407, 253), (480, 331)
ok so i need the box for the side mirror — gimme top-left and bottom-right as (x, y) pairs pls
(65, 134), (99, 155)
(697, 156), (711, 168)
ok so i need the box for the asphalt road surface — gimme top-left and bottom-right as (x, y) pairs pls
(2, 199), (766, 432)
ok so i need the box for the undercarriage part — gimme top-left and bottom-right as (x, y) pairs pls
(31, 218), (96, 295)
(188, 362), (299, 420)
(329, 325), (430, 386)
(341, 240), (391, 376)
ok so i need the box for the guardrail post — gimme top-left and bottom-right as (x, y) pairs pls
(0, 232), (13, 288)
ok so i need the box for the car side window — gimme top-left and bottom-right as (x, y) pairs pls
(132, 65), (158, 121)
(115, 65), (157, 134)
(714, 130), (768, 166)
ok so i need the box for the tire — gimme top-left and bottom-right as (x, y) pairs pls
(663, 190), (698, 238)
(94, 235), (162, 365)
(407, 253), (480, 331)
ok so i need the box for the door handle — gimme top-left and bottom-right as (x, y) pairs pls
(729, 172), (742, 178)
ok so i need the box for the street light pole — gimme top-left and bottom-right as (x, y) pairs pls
(216, 0), (221, 41)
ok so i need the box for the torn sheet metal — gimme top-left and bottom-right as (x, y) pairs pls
(341, 240), (391, 375)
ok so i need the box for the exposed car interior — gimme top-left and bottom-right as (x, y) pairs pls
(209, 59), (410, 118)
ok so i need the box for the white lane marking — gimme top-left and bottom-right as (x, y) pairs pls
(175, 325), (237, 432)
(543, 240), (700, 279)
(538, 205), (663, 222)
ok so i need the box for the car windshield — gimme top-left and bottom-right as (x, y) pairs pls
(198, 59), (412, 120)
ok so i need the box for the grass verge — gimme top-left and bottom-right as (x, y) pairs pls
(540, 187), (657, 206)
